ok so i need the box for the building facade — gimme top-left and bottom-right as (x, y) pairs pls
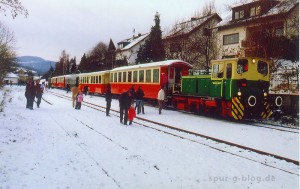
(216, 0), (299, 59)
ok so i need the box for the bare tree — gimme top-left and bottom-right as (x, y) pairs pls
(0, 0), (28, 18)
(86, 42), (108, 71)
(0, 22), (17, 86)
(164, 0), (221, 70)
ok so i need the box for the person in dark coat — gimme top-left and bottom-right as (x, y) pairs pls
(135, 86), (145, 114)
(35, 79), (44, 108)
(129, 85), (135, 103)
(119, 90), (131, 125)
(25, 78), (35, 110)
(105, 83), (112, 116)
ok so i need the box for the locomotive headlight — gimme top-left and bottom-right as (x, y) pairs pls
(252, 58), (256, 64)
(263, 92), (268, 97)
(237, 91), (242, 96)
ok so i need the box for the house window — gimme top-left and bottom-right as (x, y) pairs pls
(234, 10), (244, 20)
(250, 6), (261, 17)
(223, 33), (239, 45)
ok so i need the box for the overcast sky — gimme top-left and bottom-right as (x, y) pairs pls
(1, 0), (235, 62)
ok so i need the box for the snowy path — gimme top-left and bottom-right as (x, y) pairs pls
(50, 87), (299, 161)
(0, 86), (299, 189)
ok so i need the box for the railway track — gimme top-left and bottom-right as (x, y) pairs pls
(45, 91), (299, 175)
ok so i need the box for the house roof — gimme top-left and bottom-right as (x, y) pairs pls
(164, 13), (222, 39)
(217, 0), (299, 29)
(117, 33), (149, 51)
(5, 72), (19, 78)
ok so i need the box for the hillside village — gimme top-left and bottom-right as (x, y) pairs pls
(4, 0), (299, 94)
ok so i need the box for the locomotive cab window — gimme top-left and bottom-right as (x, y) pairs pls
(212, 63), (224, 78)
(237, 59), (248, 74)
(226, 63), (232, 79)
(257, 61), (268, 76)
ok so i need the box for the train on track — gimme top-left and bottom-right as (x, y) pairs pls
(50, 58), (283, 120)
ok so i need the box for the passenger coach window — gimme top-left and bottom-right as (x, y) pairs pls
(139, 70), (144, 83)
(123, 72), (127, 82)
(118, 72), (122, 82)
(128, 71), (132, 82)
(99, 76), (102, 83)
(114, 73), (117, 82)
(237, 59), (248, 74)
(153, 69), (159, 83)
(110, 73), (113, 82)
(257, 61), (268, 76)
(133, 71), (138, 82)
(146, 70), (151, 83)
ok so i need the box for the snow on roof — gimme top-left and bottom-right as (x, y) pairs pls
(165, 14), (220, 38)
(121, 33), (149, 51)
(5, 72), (19, 78)
(111, 59), (193, 72)
(217, 0), (298, 28)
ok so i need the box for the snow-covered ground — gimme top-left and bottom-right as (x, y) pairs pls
(0, 86), (299, 189)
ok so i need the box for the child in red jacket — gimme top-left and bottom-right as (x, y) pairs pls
(128, 103), (136, 125)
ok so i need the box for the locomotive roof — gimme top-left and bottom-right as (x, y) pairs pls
(111, 59), (193, 71)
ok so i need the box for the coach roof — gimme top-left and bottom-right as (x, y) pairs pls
(111, 60), (193, 72)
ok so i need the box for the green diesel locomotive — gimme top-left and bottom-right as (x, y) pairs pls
(172, 57), (282, 120)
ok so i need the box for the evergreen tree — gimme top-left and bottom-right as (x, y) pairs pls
(136, 12), (165, 64)
(70, 57), (77, 74)
(78, 53), (88, 73)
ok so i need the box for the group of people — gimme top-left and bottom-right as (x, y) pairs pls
(105, 84), (165, 125)
(25, 78), (45, 110)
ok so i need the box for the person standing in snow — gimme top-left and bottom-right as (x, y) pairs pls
(128, 103), (136, 125)
(25, 78), (35, 110)
(71, 84), (79, 108)
(75, 91), (83, 110)
(35, 79), (44, 108)
(119, 90), (131, 125)
(135, 86), (145, 114)
(157, 85), (165, 114)
(105, 83), (112, 116)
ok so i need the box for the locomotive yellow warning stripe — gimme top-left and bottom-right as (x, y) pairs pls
(233, 97), (244, 111)
(232, 98), (244, 116)
(231, 108), (242, 120)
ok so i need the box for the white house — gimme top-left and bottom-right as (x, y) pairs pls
(116, 33), (149, 65)
(4, 72), (19, 85)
